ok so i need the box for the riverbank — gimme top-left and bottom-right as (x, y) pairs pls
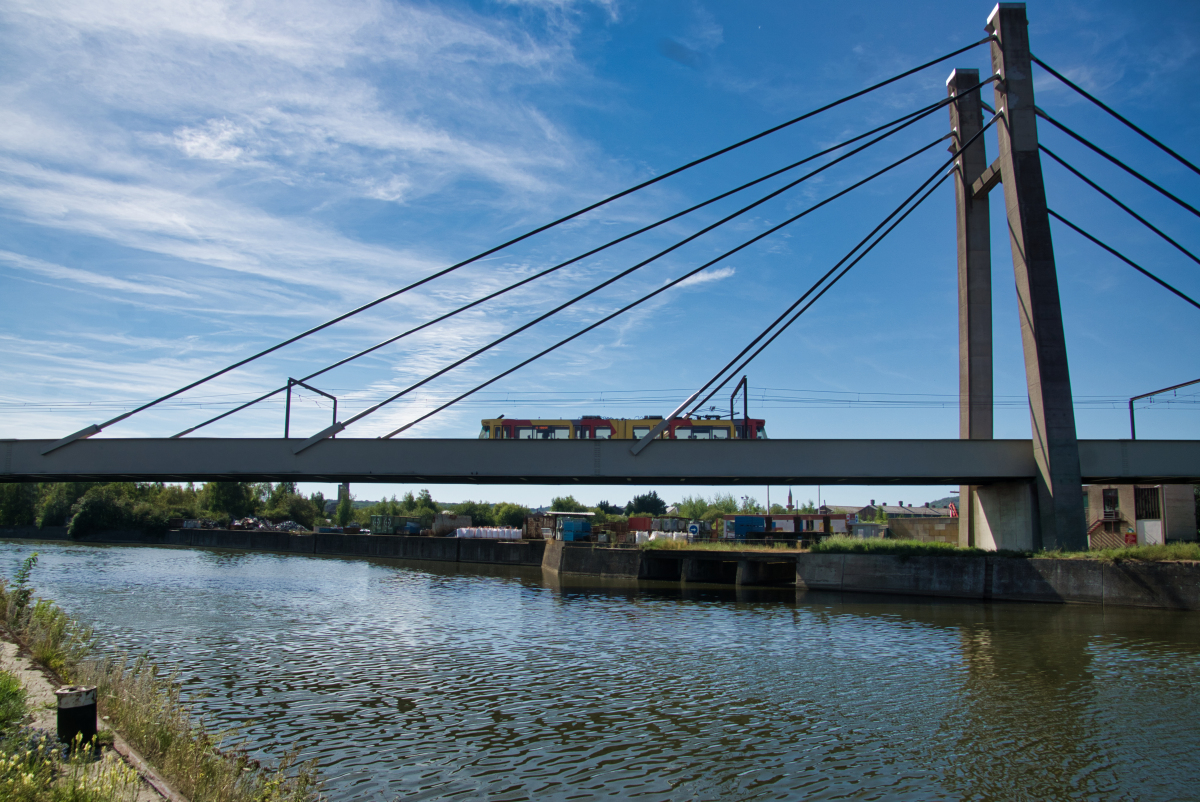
(1, 636), (168, 801)
(0, 554), (323, 802)
(3, 528), (1198, 610)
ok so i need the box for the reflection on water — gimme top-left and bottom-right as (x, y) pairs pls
(2, 541), (1197, 801)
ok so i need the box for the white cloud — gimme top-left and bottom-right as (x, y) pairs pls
(0, 249), (195, 298)
(676, 265), (736, 288)
(174, 119), (247, 162)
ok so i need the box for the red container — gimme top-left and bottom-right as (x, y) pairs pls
(629, 516), (652, 531)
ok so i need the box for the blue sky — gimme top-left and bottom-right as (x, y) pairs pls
(2, 0), (1198, 509)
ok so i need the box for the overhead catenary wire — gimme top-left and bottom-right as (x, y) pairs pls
(1036, 108), (1200, 221)
(54, 36), (993, 445)
(1048, 209), (1200, 311)
(297, 136), (951, 447)
(1031, 54), (1200, 179)
(1040, 145), (1200, 268)
(376, 144), (957, 441)
(173, 86), (989, 438)
(689, 167), (958, 416)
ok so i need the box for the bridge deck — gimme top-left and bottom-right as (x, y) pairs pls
(2, 438), (1198, 484)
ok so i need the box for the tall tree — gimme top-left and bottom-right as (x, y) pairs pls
(626, 491), (667, 516)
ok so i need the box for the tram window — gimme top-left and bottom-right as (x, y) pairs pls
(575, 426), (590, 439)
(479, 425), (490, 439)
(713, 429), (729, 439)
(517, 427), (534, 439)
(756, 426), (768, 439)
(692, 428), (712, 439)
(674, 427), (691, 439)
(633, 427), (650, 439)
(594, 428), (611, 439)
(539, 427), (570, 439)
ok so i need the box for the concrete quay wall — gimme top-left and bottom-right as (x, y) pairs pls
(796, 553), (1200, 610)
(2, 527), (1196, 609)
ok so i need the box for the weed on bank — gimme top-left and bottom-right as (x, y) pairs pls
(0, 554), (323, 802)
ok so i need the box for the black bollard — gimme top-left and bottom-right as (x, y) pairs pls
(55, 685), (97, 748)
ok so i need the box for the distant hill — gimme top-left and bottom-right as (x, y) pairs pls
(927, 495), (960, 508)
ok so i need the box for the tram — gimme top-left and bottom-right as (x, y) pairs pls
(479, 415), (768, 440)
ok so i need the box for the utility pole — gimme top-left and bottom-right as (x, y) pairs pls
(987, 3), (1085, 549)
(948, 67), (993, 547)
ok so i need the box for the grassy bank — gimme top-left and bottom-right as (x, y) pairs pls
(811, 535), (1200, 562)
(0, 554), (323, 802)
(0, 661), (141, 801)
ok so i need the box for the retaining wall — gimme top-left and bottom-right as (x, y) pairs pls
(541, 540), (642, 577)
(3, 527), (1196, 609)
(796, 553), (1200, 610)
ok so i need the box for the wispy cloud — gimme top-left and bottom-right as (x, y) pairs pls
(0, 250), (195, 298)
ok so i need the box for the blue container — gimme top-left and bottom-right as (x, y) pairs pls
(733, 516), (766, 540)
(560, 519), (592, 542)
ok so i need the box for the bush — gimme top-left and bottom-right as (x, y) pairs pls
(65, 486), (169, 538)
(35, 483), (95, 528)
(198, 482), (257, 519)
(493, 502), (529, 527)
(550, 495), (587, 513)
(0, 485), (37, 527)
(453, 500), (495, 526)
(626, 491), (666, 516)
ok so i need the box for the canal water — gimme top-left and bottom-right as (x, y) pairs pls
(2, 541), (1198, 801)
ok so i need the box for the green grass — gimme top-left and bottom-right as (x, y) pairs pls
(810, 535), (990, 557)
(0, 670), (25, 731)
(0, 666), (141, 802)
(0, 556), (324, 802)
(1050, 542), (1200, 563)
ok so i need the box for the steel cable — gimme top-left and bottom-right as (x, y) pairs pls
(1040, 145), (1200, 268)
(1031, 55), (1200, 179)
(298, 138), (950, 445)
(57, 36), (993, 444)
(1037, 108), (1200, 220)
(174, 87), (991, 438)
(1048, 210), (1200, 311)
(377, 145), (954, 440)
(682, 117), (999, 416)
(688, 168), (958, 417)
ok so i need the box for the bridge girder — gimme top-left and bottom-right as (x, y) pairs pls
(2, 438), (1197, 486)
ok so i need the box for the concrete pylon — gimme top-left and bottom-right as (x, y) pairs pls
(987, 3), (1085, 550)
(947, 68), (993, 548)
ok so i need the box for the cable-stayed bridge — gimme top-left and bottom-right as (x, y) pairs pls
(4, 5), (1199, 551)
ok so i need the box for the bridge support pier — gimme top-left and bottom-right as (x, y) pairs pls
(948, 66), (993, 548)
(972, 482), (1036, 551)
(988, 3), (1086, 550)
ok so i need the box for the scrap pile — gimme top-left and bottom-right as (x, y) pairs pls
(230, 517), (308, 532)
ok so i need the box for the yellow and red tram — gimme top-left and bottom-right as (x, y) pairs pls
(479, 415), (768, 440)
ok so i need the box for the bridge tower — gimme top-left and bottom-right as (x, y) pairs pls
(952, 3), (1086, 551)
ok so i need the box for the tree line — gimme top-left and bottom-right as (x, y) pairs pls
(0, 482), (823, 537)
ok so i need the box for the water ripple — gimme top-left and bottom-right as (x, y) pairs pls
(2, 541), (1198, 801)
